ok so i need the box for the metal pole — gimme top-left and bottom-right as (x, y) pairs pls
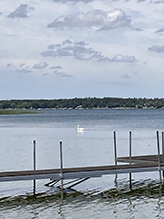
(33, 140), (36, 196)
(156, 131), (162, 184)
(162, 132), (164, 179)
(113, 131), (117, 186)
(129, 131), (132, 189)
(114, 131), (117, 166)
(60, 141), (64, 198)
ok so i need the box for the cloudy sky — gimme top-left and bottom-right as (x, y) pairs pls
(0, 0), (164, 99)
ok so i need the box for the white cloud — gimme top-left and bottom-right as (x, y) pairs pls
(15, 69), (32, 74)
(20, 63), (25, 67)
(32, 62), (48, 69)
(0, 0), (164, 99)
(6, 63), (12, 67)
(51, 0), (97, 2)
(48, 9), (131, 30)
(155, 28), (164, 33)
(41, 39), (137, 63)
(137, 0), (146, 2)
(111, 54), (138, 63)
(8, 4), (34, 18)
(42, 73), (49, 76)
(41, 39), (109, 62)
(50, 66), (63, 69)
(54, 70), (73, 77)
(148, 45), (164, 53)
(150, 0), (164, 3)
(122, 74), (130, 79)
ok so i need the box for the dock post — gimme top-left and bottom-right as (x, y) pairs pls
(33, 140), (36, 196)
(129, 131), (132, 189)
(113, 131), (117, 186)
(114, 131), (117, 166)
(156, 131), (162, 185)
(162, 132), (164, 179)
(60, 141), (64, 199)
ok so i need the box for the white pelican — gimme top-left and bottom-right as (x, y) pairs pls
(76, 125), (85, 132)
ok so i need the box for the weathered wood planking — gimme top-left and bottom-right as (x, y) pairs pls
(116, 154), (164, 164)
(0, 158), (163, 182)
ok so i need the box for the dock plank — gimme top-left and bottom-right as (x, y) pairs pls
(0, 158), (163, 182)
(116, 154), (164, 164)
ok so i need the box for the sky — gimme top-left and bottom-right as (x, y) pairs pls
(0, 0), (164, 100)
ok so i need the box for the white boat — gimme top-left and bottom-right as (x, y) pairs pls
(76, 125), (85, 132)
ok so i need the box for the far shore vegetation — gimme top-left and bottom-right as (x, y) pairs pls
(0, 97), (164, 111)
(0, 109), (39, 115)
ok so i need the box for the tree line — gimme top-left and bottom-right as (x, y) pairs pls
(0, 97), (164, 109)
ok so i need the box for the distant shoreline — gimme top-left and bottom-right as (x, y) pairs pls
(0, 97), (164, 110)
(0, 107), (162, 115)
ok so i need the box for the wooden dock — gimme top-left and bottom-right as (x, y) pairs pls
(116, 154), (164, 164)
(0, 158), (164, 182)
(0, 131), (164, 194)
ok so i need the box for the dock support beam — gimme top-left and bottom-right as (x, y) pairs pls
(33, 140), (36, 196)
(129, 131), (132, 189)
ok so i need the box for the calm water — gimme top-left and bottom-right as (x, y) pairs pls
(1, 109), (164, 218)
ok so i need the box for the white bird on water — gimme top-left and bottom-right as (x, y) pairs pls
(76, 125), (85, 132)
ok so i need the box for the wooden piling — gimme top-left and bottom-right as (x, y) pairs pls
(129, 131), (132, 189)
(33, 140), (36, 196)
(156, 131), (162, 184)
(60, 141), (64, 198)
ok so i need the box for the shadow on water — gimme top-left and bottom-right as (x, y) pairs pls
(100, 179), (164, 201)
(0, 179), (164, 209)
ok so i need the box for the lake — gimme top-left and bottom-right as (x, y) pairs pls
(0, 109), (164, 218)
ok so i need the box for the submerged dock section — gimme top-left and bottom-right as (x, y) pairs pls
(0, 131), (164, 194)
